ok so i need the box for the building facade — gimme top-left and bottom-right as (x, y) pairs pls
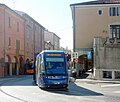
(15, 11), (45, 61)
(0, 4), (60, 77)
(93, 37), (120, 80)
(0, 4), (25, 77)
(44, 30), (60, 50)
(70, 0), (120, 79)
(53, 34), (60, 50)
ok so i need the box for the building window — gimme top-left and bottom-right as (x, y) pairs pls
(17, 22), (19, 32)
(103, 71), (112, 79)
(110, 25), (120, 39)
(8, 37), (11, 46)
(115, 71), (120, 79)
(16, 40), (20, 50)
(9, 17), (11, 27)
(109, 7), (120, 16)
(98, 10), (103, 15)
(117, 7), (120, 16)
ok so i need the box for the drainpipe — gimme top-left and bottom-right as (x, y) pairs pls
(53, 33), (54, 50)
(73, 5), (76, 52)
(72, 5), (76, 69)
(33, 21), (35, 54)
(3, 5), (6, 77)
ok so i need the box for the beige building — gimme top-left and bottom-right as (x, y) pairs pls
(71, 0), (120, 51)
(70, 0), (120, 79)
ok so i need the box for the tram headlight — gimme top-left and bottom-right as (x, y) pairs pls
(63, 76), (68, 79)
(47, 76), (52, 79)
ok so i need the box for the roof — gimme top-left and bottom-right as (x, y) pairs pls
(44, 50), (63, 52)
(0, 4), (24, 20)
(36, 50), (65, 58)
(70, 0), (120, 6)
(42, 50), (64, 53)
(15, 10), (45, 29)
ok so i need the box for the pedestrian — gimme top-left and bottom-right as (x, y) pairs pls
(30, 59), (34, 68)
(25, 58), (30, 74)
(76, 60), (83, 77)
(72, 69), (77, 79)
(67, 61), (70, 69)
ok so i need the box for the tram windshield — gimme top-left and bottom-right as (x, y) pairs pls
(45, 58), (66, 75)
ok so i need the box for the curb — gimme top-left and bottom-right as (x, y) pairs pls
(75, 78), (120, 84)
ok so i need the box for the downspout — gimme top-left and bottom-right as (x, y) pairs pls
(70, 5), (76, 69)
(41, 26), (43, 52)
(71, 5), (76, 52)
(53, 33), (54, 50)
(23, 16), (25, 61)
(33, 21), (35, 54)
(3, 5), (6, 77)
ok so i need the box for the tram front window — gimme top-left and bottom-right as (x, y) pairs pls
(46, 62), (66, 75)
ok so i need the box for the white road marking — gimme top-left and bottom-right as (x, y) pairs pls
(113, 91), (120, 93)
(101, 84), (120, 88)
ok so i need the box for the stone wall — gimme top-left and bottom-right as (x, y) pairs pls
(93, 37), (120, 80)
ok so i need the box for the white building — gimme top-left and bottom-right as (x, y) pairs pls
(44, 30), (60, 50)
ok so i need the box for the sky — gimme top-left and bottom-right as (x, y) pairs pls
(0, 0), (91, 50)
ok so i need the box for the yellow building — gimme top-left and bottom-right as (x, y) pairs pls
(70, 0), (120, 77)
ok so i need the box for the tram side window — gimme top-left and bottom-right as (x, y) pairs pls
(35, 58), (38, 77)
(40, 55), (45, 74)
(37, 58), (41, 74)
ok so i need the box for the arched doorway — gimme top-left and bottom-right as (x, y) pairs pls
(78, 54), (87, 72)
(12, 57), (17, 75)
(78, 54), (93, 72)
(4, 55), (11, 76)
(19, 56), (24, 75)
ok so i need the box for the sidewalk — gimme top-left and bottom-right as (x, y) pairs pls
(75, 72), (120, 84)
(0, 75), (28, 84)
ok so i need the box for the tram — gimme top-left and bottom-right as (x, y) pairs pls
(34, 50), (68, 89)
